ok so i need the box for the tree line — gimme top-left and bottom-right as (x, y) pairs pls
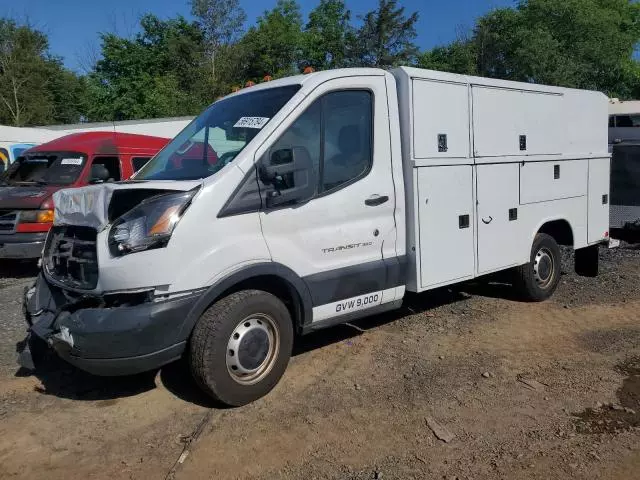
(1, 0), (639, 127)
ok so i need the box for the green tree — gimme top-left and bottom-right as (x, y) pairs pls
(302, 0), (355, 70)
(420, 0), (640, 98)
(0, 19), (85, 126)
(418, 39), (478, 75)
(240, 0), (304, 79)
(190, 0), (246, 82)
(88, 14), (207, 121)
(353, 0), (419, 68)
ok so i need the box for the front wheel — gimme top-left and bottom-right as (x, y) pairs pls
(513, 233), (561, 302)
(189, 290), (294, 406)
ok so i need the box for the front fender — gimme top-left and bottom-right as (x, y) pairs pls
(177, 262), (314, 340)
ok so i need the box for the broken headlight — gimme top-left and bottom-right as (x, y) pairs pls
(108, 190), (195, 256)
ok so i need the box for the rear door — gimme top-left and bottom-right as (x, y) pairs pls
(258, 75), (399, 322)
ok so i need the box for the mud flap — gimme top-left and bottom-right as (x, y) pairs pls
(16, 334), (35, 371)
(575, 244), (599, 278)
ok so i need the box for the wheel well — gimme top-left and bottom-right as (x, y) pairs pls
(220, 275), (303, 331)
(538, 220), (574, 247)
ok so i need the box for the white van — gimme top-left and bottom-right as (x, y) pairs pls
(20, 67), (610, 406)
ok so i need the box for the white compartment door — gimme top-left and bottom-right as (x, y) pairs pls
(412, 79), (470, 162)
(477, 163), (524, 274)
(472, 86), (565, 159)
(519, 160), (588, 204)
(417, 166), (475, 288)
(588, 157), (611, 243)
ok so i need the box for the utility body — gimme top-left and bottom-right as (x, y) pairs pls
(20, 68), (610, 406)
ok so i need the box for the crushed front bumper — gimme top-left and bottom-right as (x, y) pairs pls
(18, 273), (201, 376)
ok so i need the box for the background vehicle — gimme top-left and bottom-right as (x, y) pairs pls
(0, 143), (37, 172)
(609, 141), (640, 242)
(22, 67), (610, 406)
(0, 132), (168, 259)
(608, 98), (640, 144)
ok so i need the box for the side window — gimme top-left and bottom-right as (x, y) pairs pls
(92, 156), (121, 181)
(609, 116), (615, 128)
(132, 157), (151, 172)
(321, 91), (372, 192)
(614, 115), (640, 128)
(266, 89), (373, 198)
(0, 148), (8, 173)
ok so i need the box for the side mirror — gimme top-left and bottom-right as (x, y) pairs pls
(259, 147), (316, 208)
(89, 164), (111, 184)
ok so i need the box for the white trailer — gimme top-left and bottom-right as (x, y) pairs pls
(0, 125), (69, 168)
(40, 116), (193, 139)
(22, 67), (610, 407)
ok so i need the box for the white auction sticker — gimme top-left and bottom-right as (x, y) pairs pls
(61, 158), (83, 165)
(233, 117), (270, 129)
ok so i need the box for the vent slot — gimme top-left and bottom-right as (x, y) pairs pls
(0, 211), (18, 233)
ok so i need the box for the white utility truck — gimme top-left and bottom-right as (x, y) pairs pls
(20, 68), (610, 406)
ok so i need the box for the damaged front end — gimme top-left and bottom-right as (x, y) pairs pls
(18, 272), (200, 375)
(17, 181), (203, 376)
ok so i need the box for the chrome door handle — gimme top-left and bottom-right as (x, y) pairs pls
(365, 195), (389, 206)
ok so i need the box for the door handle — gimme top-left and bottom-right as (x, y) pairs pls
(365, 195), (389, 207)
(482, 216), (493, 225)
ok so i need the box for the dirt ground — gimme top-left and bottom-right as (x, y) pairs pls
(0, 246), (638, 480)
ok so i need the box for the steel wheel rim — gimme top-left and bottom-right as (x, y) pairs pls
(533, 247), (554, 288)
(226, 313), (280, 385)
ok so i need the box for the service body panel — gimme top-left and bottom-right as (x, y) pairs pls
(392, 67), (610, 293)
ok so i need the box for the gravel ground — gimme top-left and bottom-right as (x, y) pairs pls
(0, 245), (638, 480)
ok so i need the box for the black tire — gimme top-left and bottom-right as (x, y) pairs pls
(513, 233), (561, 302)
(189, 290), (293, 407)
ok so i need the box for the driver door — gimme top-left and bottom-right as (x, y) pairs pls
(257, 75), (399, 323)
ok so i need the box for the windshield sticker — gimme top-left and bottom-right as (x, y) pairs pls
(233, 117), (270, 129)
(61, 158), (83, 165)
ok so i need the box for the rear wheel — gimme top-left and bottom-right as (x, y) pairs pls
(189, 290), (293, 407)
(514, 233), (561, 302)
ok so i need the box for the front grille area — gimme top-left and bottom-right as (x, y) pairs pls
(44, 226), (98, 290)
(0, 210), (18, 233)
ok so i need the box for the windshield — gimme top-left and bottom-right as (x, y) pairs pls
(3, 153), (86, 186)
(134, 85), (301, 181)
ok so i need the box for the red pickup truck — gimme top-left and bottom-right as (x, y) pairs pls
(0, 132), (169, 259)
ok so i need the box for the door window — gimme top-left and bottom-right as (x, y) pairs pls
(267, 90), (373, 199)
(93, 156), (121, 181)
(132, 157), (151, 172)
(321, 91), (372, 192)
(609, 116), (615, 128)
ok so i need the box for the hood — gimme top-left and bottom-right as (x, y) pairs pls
(0, 185), (57, 210)
(53, 180), (202, 230)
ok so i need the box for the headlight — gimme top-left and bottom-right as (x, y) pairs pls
(19, 209), (54, 223)
(108, 190), (196, 256)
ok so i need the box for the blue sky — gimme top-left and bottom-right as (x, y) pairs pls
(0, 0), (516, 72)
